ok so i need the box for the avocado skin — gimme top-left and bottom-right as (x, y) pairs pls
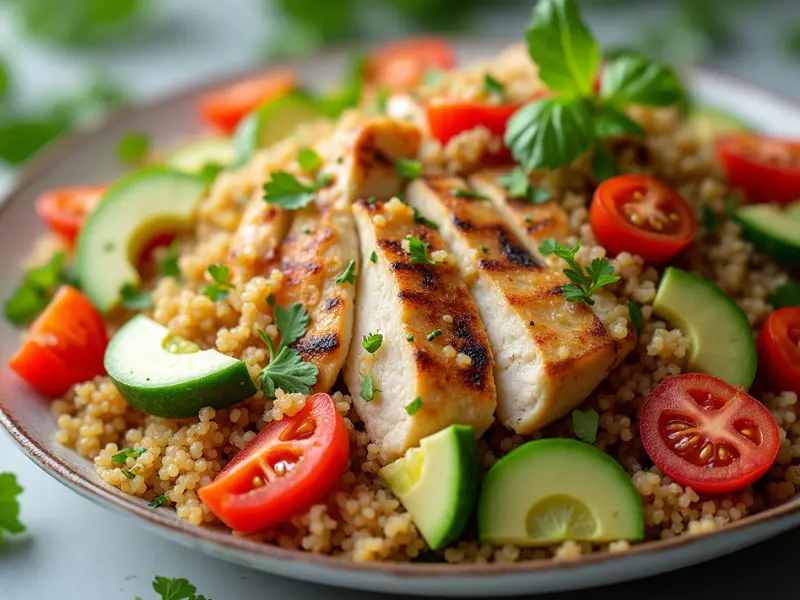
(108, 361), (257, 419)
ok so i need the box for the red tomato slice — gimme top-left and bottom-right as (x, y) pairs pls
(758, 308), (800, 395)
(590, 174), (697, 263)
(716, 134), (800, 205)
(369, 37), (455, 92)
(197, 69), (298, 134)
(640, 373), (780, 494)
(427, 101), (521, 147)
(35, 185), (106, 246)
(198, 393), (349, 533)
(9, 286), (108, 398)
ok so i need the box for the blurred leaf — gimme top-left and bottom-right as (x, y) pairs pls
(787, 23), (800, 56)
(52, 79), (128, 126)
(0, 119), (69, 165)
(0, 59), (9, 105)
(117, 132), (150, 165)
(276, 0), (354, 41)
(264, 20), (326, 60)
(387, 0), (477, 30)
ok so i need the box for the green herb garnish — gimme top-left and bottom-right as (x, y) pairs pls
(203, 264), (234, 302)
(141, 575), (210, 600)
(395, 158), (423, 180)
(628, 301), (643, 333)
(120, 283), (154, 311)
(497, 167), (552, 204)
(701, 204), (719, 232)
(483, 73), (505, 99)
(116, 132), (149, 166)
(159, 240), (181, 278)
(450, 188), (491, 201)
(361, 373), (375, 402)
(369, 251), (377, 264)
(262, 171), (331, 210)
(539, 238), (620, 305)
(0, 472), (25, 541)
(334, 260), (357, 284)
(426, 329), (443, 341)
(362, 332), (383, 354)
(406, 334), (415, 342)
(148, 495), (167, 509)
(767, 281), (800, 308)
(412, 206), (439, 230)
(405, 397), (423, 416)
(111, 447), (146, 465)
(4, 251), (67, 325)
(572, 409), (599, 444)
(297, 148), (322, 171)
(407, 235), (435, 265)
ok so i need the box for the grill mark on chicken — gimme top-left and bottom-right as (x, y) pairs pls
(496, 229), (539, 268)
(292, 333), (339, 357)
(324, 297), (342, 311)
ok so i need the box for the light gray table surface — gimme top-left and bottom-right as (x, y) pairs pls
(1, 1), (799, 598)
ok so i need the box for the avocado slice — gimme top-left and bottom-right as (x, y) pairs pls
(76, 168), (206, 312)
(478, 439), (643, 546)
(653, 267), (757, 388)
(380, 425), (479, 550)
(687, 105), (752, 145)
(735, 202), (800, 266)
(105, 315), (257, 418)
(233, 91), (323, 166)
(167, 137), (235, 174)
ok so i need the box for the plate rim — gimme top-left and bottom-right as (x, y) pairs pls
(2, 42), (800, 581)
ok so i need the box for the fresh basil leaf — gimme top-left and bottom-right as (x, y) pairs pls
(506, 97), (595, 171)
(593, 104), (645, 139)
(525, 0), (600, 96)
(0, 58), (9, 104)
(591, 144), (619, 182)
(0, 118), (69, 166)
(600, 53), (685, 107)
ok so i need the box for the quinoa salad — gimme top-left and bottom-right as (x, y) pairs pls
(6, 0), (800, 565)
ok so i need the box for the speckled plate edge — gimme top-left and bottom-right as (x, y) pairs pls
(2, 41), (800, 597)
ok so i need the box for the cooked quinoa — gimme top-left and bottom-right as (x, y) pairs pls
(47, 43), (799, 564)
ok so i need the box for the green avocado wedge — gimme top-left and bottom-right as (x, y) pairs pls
(380, 425), (479, 550)
(105, 315), (257, 418)
(735, 202), (800, 266)
(76, 167), (207, 312)
(653, 267), (757, 389)
(478, 439), (643, 547)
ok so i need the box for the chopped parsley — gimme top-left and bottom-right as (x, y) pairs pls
(140, 575), (211, 600)
(539, 238), (620, 305)
(362, 332), (383, 354)
(262, 171), (331, 210)
(483, 73), (505, 99)
(628, 301), (643, 333)
(450, 188), (491, 201)
(497, 167), (553, 205)
(122, 471), (135, 480)
(412, 206), (439, 230)
(767, 281), (800, 308)
(369, 251), (378, 264)
(111, 447), (146, 464)
(406, 334), (415, 342)
(267, 293), (276, 307)
(374, 86), (390, 115)
(334, 260), (357, 284)
(407, 235), (435, 265)
(572, 409), (599, 444)
(4, 251), (68, 325)
(361, 373), (375, 401)
(395, 158), (423, 180)
(159, 240), (181, 277)
(203, 264), (234, 302)
(0, 472), (24, 541)
(405, 397), (423, 416)
(426, 329), (443, 341)
(256, 302), (318, 398)
(120, 283), (154, 311)
(116, 131), (149, 166)
(148, 495), (167, 509)
(297, 148), (322, 171)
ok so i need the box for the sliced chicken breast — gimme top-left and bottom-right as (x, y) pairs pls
(469, 170), (637, 366)
(406, 175), (618, 435)
(345, 197), (496, 462)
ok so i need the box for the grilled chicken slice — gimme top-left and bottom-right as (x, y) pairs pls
(406, 175), (618, 435)
(469, 170), (637, 366)
(345, 197), (496, 462)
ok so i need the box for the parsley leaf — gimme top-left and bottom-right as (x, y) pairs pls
(362, 332), (383, 354)
(151, 576), (201, 600)
(526, 0), (600, 96)
(412, 207), (439, 230)
(628, 301), (643, 333)
(258, 346), (318, 397)
(450, 188), (491, 201)
(4, 251), (66, 325)
(334, 260), (357, 284)
(572, 409), (599, 444)
(117, 132), (149, 166)
(405, 397), (423, 416)
(120, 283), (154, 311)
(591, 145), (619, 183)
(407, 236), (435, 265)
(297, 148), (322, 171)
(369, 251), (378, 264)
(374, 87), (390, 115)
(111, 447), (146, 465)
(701, 204), (719, 232)
(426, 329), (443, 341)
(483, 74), (505, 99)
(498, 167), (529, 197)
(600, 52), (685, 107)
(395, 158), (423, 180)
(539, 238), (620, 305)
(361, 373), (375, 401)
(768, 281), (800, 308)
(159, 241), (181, 277)
(274, 302), (310, 350)
(0, 472), (25, 540)
(262, 171), (330, 210)
(505, 97), (595, 171)
(122, 471), (135, 480)
(148, 495), (167, 509)
(203, 264), (233, 302)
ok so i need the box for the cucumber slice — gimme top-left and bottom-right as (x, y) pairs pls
(167, 137), (235, 174)
(478, 439), (643, 546)
(233, 91), (322, 166)
(380, 425), (479, 550)
(688, 105), (752, 145)
(653, 267), (757, 388)
(735, 202), (800, 265)
(76, 168), (206, 312)
(105, 315), (257, 418)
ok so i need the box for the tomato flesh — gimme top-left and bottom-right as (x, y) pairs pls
(716, 134), (800, 205)
(590, 174), (697, 263)
(640, 373), (780, 494)
(35, 185), (106, 245)
(369, 37), (455, 92)
(197, 69), (298, 134)
(9, 286), (108, 397)
(198, 393), (350, 533)
(758, 308), (800, 395)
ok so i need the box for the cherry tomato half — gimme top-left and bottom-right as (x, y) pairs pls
(198, 393), (350, 533)
(35, 185), (106, 246)
(758, 308), (800, 395)
(368, 37), (455, 92)
(640, 373), (780, 494)
(9, 286), (108, 397)
(590, 174), (697, 263)
(716, 134), (800, 205)
(197, 69), (298, 134)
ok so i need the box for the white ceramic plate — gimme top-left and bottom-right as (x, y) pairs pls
(2, 41), (800, 598)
